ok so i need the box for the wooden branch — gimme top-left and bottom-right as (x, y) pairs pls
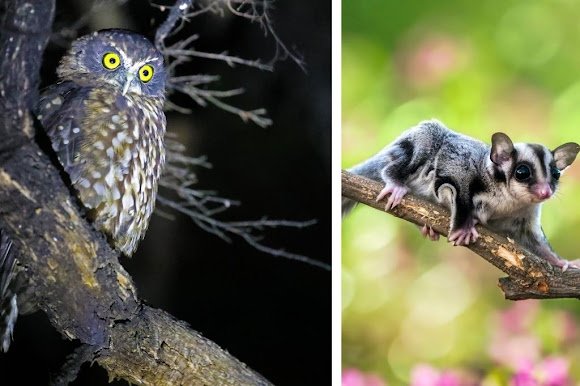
(0, 1), (272, 384)
(97, 307), (271, 385)
(342, 170), (580, 300)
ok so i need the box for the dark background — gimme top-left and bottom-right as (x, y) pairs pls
(0, 0), (330, 385)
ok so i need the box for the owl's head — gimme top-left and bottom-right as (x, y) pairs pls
(57, 29), (166, 98)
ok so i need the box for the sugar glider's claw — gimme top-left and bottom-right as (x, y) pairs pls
(376, 184), (408, 211)
(420, 225), (440, 241)
(448, 225), (479, 246)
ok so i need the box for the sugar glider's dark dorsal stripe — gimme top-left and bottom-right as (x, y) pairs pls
(401, 138), (428, 176)
(507, 147), (518, 178)
(511, 147), (518, 159)
(399, 139), (415, 170)
(398, 139), (414, 163)
(391, 139), (416, 180)
(529, 144), (547, 179)
(493, 168), (506, 184)
(469, 176), (487, 197)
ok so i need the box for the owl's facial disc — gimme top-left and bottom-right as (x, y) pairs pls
(99, 51), (139, 95)
(122, 72), (136, 96)
(113, 51), (158, 95)
(57, 30), (166, 99)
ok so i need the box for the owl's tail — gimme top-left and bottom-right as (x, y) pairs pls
(0, 230), (17, 353)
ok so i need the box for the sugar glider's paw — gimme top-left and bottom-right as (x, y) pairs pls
(420, 224), (440, 241)
(565, 260), (580, 271)
(549, 258), (580, 272)
(535, 247), (580, 272)
(549, 257), (580, 272)
(376, 183), (408, 211)
(448, 221), (479, 246)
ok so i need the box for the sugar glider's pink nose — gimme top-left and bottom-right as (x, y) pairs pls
(533, 183), (553, 200)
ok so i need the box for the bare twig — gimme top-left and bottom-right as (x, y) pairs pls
(224, 0), (306, 71)
(154, 0), (302, 123)
(342, 170), (580, 300)
(159, 134), (328, 269)
(158, 195), (328, 269)
(155, 0), (272, 124)
(153, 1), (322, 266)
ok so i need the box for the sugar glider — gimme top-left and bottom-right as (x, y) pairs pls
(343, 120), (580, 269)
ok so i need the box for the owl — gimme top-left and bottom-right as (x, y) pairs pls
(37, 29), (167, 256)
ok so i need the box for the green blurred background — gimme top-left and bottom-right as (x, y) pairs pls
(342, 1), (580, 385)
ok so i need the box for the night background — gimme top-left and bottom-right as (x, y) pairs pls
(0, 0), (330, 385)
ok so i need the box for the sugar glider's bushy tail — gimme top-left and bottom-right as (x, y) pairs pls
(343, 119), (447, 218)
(342, 197), (357, 217)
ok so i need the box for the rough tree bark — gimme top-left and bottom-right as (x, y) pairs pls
(0, 0), (271, 384)
(342, 170), (580, 300)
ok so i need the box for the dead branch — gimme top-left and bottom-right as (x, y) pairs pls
(342, 170), (580, 300)
(156, 0), (274, 126)
(159, 135), (328, 269)
(155, 0), (324, 269)
(0, 0), (272, 384)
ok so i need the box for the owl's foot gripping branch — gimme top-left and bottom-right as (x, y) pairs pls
(342, 170), (580, 300)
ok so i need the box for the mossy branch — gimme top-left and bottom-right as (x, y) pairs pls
(342, 170), (580, 300)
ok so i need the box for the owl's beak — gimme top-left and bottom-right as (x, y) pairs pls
(122, 73), (135, 96)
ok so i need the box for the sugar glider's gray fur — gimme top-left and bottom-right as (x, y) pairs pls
(343, 119), (580, 269)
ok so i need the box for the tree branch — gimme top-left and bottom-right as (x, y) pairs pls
(0, 0), (271, 384)
(342, 170), (580, 300)
(153, 0), (324, 269)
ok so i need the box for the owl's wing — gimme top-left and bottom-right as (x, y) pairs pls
(37, 81), (91, 185)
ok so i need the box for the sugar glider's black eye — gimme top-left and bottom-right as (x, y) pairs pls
(551, 166), (561, 181)
(514, 164), (531, 181)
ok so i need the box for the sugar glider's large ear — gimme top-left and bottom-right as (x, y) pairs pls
(491, 132), (514, 165)
(553, 142), (580, 171)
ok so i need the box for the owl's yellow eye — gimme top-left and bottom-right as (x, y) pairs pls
(102, 52), (121, 70)
(138, 64), (154, 83)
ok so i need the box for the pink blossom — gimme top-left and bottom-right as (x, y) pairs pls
(511, 361), (537, 386)
(488, 334), (541, 370)
(553, 311), (578, 344)
(397, 34), (469, 89)
(497, 300), (539, 334)
(342, 368), (386, 386)
(537, 357), (570, 386)
(510, 357), (570, 386)
(410, 364), (462, 386)
(488, 301), (541, 369)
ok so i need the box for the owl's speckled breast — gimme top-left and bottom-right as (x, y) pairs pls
(74, 88), (166, 255)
